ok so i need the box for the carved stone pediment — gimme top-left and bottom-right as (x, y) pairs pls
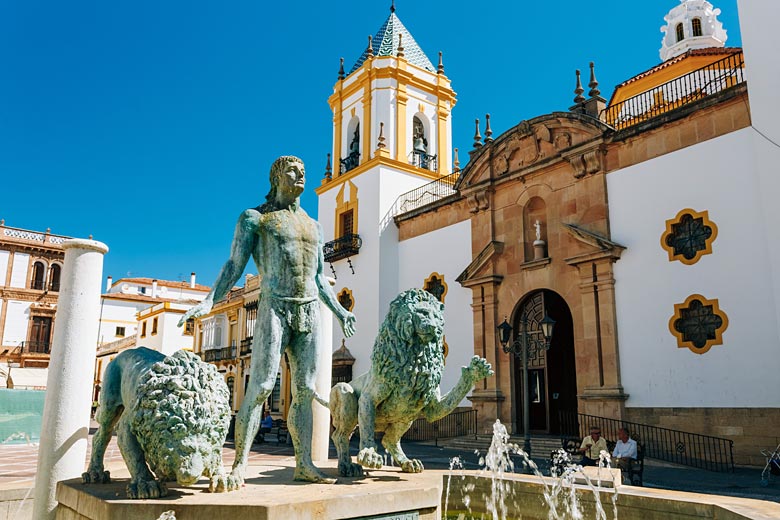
(456, 113), (607, 190)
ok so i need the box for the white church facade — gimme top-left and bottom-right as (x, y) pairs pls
(317, 1), (780, 466)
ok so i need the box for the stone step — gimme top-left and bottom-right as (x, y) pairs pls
(439, 434), (565, 455)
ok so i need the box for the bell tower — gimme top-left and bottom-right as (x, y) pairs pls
(316, 5), (457, 375)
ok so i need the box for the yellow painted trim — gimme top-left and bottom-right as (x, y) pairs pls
(423, 271), (448, 303)
(661, 208), (718, 265)
(362, 77), (372, 166)
(337, 287), (355, 312)
(316, 155), (443, 196)
(396, 87), (408, 162)
(668, 294), (729, 355)
(99, 318), (136, 325)
(436, 105), (449, 175)
(334, 181), (359, 240)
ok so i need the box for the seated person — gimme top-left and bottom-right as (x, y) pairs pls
(611, 427), (638, 474)
(578, 426), (608, 466)
(259, 410), (274, 439)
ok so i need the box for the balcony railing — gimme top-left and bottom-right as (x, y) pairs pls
(559, 410), (734, 472)
(388, 171), (460, 218)
(240, 337), (252, 356)
(323, 234), (362, 263)
(203, 345), (237, 362)
(19, 341), (51, 355)
(340, 151), (360, 174)
(603, 51), (746, 131)
(402, 409), (478, 446)
(408, 150), (437, 171)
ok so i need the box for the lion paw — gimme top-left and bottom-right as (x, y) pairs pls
(401, 459), (424, 473)
(127, 478), (168, 499)
(357, 447), (383, 469)
(465, 356), (494, 381)
(82, 468), (111, 484)
(209, 472), (241, 493)
(338, 461), (365, 477)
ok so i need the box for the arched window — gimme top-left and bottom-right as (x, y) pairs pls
(410, 115), (435, 170)
(226, 376), (235, 408)
(31, 261), (46, 290)
(49, 264), (61, 292)
(676, 23), (685, 42)
(692, 18), (703, 37)
(342, 117), (360, 174)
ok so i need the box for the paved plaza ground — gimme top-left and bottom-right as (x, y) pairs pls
(2, 430), (779, 506)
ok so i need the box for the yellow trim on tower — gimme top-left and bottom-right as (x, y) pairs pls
(334, 181), (359, 240)
(315, 155), (442, 195)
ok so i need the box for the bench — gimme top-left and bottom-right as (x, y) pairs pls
(555, 435), (644, 486)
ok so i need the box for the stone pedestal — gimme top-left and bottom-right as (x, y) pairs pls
(55, 462), (442, 520)
(532, 239), (546, 261)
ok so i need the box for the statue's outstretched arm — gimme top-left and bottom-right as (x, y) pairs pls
(314, 223), (356, 337)
(422, 356), (493, 422)
(179, 210), (259, 326)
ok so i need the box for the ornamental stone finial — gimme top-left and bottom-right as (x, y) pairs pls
(397, 33), (405, 58)
(484, 114), (493, 143)
(573, 69), (586, 104)
(437, 51), (445, 74)
(377, 122), (387, 149)
(588, 62), (600, 98)
(367, 35), (374, 57)
(338, 57), (345, 80)
(453, 148), (460, 172)
(325, 153), (332, 181)
(473, 118), (483, 149)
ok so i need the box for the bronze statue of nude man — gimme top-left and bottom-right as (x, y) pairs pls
(180, 155), (356, 484)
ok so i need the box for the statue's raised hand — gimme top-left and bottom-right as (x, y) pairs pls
(339, 311), (356, 338)
(178, 299), (213, 327)
(463, 356), (493, 382)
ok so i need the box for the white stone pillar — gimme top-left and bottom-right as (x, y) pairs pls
(312, 278), (335, 462)
(33, 239), (108, 520)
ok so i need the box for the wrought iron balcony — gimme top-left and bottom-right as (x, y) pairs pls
(340, 151), (360, 174)
(408, 150), (437, 171)
(323, 234), (362, 263)
(20, 341), (50, 354)
(240, 337), (252, 356)
(203, 345), (237, 362)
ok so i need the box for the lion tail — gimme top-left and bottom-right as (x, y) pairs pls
(313, 391), (329, 409)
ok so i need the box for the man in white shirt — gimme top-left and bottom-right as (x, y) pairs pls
(612, 427), (638, 476)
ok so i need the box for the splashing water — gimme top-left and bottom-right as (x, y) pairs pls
(451, 419), (619, 520)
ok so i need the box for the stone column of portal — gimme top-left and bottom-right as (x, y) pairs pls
(312, 277), (335, 462)
(33, 239), (108, 520)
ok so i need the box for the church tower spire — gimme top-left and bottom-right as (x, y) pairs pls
(660, 0), (727, 61)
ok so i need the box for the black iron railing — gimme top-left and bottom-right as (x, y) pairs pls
(409, 150), (437, 171)
(323, 234), (362, 263)
(559, 410), (734, 472)
(340, 151), (360, 174)
(204, 345), (238, 362)
(401, 409), (478, 446)
(389, 171), (460, 218)
(20, 341), (50, 354)
(240, 337), (252, 356)
(603, 51), (745, 131)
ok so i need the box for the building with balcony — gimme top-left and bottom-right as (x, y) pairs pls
(315, 1), (780, 466)
(0, 221), (72, 380)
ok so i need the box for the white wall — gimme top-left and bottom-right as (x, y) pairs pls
(398, 220), (474, 402)
(609, 129), (779, 407)
(97, 299), (145, 344)
(2, 300), (30, 345)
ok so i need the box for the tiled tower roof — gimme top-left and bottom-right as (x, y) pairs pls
(349, 12), (435, 74)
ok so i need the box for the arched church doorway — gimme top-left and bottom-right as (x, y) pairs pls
(512, 289), (577, 435)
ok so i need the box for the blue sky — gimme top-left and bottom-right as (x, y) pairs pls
(0, 1), (742, 286)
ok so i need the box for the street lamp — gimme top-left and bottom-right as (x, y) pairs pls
(497, 312), (555, 457)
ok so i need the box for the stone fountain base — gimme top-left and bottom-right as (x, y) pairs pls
(55, 461), (442, 520)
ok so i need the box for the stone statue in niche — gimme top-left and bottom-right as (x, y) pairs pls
(535, 220), (542, 241)
(179, 156), (356, 484)
(320, 289), (493, 476)
(82, 348), (235, 498)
